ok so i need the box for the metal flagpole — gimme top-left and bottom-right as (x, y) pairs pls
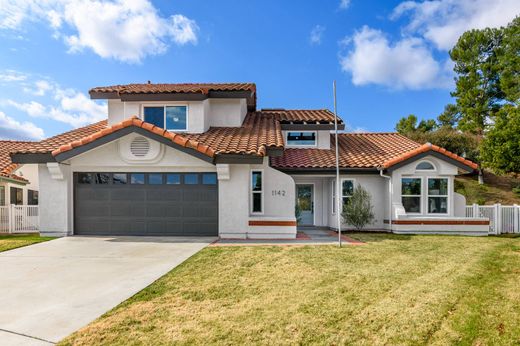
(333, 81), (342, 247)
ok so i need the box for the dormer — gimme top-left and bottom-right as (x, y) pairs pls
(90, 83), (256, 133)
(260, 109), (345, 150)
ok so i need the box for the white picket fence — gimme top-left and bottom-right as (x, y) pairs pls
(0, 205), (39, 234)
(466, 204), (520, 235)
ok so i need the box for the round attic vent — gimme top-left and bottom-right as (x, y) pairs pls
(130, 136), (150, 157)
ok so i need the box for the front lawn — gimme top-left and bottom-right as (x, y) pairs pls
(0, 234), (54, 252)
(62, 234), (520, 345)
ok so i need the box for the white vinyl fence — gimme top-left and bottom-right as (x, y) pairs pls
(0, 205), (39, 234)
(466, 204), (520, 235)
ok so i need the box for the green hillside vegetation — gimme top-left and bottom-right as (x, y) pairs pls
(456, 172), (520, 205)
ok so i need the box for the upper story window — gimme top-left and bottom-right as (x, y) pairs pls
(143, 105), (188, 131)
(286, 132), (317, 146)
(28, 190), (39, 205)
(416, 161), (435, 171)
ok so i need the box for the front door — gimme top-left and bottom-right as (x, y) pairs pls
(296, 184), (314, 226)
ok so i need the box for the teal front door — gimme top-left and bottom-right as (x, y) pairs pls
(296, 184), (314, 226)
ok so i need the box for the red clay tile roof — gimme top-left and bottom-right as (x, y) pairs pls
(51, 117), (216, 158)
(90, 83), (256, 95)
(15, 113), (284, 160)
(271, 133), (477, 171)
(383, 143), (479, 170)
(185, 112), (284, 156)
(14, 120), (109, 154)
(261, 109), (341, 124)
(0, 141), (35, 182)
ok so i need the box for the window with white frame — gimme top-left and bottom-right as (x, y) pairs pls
(341, 179), (354, 208)
(251, 170), (263, 213)
(401, 178), (421, 213)
(428, 178), (448, 214)
(0, 186), (4, 206)
(143, 105), (188, 131)
(286, 132), (317, 146)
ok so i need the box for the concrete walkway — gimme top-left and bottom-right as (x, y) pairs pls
(213, 229), (365, 246)
(0, 236), (215, 345)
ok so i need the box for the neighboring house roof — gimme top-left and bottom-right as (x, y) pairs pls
(270, 133), (478, 172)
(13, 113), (284, 163)
(0, 140), (35, 183)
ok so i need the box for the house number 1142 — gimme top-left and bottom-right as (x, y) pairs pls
(271, 190), (286, 196)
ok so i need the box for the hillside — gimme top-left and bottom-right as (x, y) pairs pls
(455, 171), (520, 205)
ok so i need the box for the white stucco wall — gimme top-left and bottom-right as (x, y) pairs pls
(38, 163), (73, 236)
(326, 174), (387, 230)
(107, 98), (247, 133)
(208, 99), (247, 127)
(219, 158), (296, 239)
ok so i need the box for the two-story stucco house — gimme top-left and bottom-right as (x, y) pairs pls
(11, 82), (488, 238)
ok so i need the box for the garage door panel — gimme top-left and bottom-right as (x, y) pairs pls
(112, 190), (146, 201)
(75, 172), (218, 236)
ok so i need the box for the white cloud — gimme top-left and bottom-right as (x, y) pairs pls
(1, 71), (107, 128)
(340, 0), (519, 90)
(0, 0), (199, 63)
(339, 0), (351, 10)
(0, 69), (28, 82)
(392, 0), (520, 50)
(0, 111), (44, 140)
(340, 26), (451, 89)
(310, 25), (325, 45)
(23, 80), (53, 96)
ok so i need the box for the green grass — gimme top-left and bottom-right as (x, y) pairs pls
(61, 234), (520, 345)
(0, 234), (54, 252)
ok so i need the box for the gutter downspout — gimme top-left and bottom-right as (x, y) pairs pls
(378, 167), (392, 232)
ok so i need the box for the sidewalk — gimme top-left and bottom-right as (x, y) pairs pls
(211, 229), (365, 246)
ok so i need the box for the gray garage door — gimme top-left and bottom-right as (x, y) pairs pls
(74, 172), (218, 236)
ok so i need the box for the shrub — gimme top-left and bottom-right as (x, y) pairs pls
(513, 185), (520, 197)
(341, 184), (375, 231)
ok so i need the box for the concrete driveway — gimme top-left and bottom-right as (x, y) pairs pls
(0, 236), (216, 345)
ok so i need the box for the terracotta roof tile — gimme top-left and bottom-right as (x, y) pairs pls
(0, 140), (35, 182)
(50, 117), (215, 158)
(271, 133), (477, 171)
(14, 112), (283, 160)
(184, 112), (284, 156)
(383, 143), (479, 170)
(15, 120), (108, 154)
(271, 133), (422, 169)
(261, 109), (341, 124)
(90, 83), (256, 95)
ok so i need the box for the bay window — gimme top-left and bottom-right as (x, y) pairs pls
(143, 105), (187, 131)
(401, 178), (421, 213)
(251, 170), (263, 214)
(428, 178), (448, 214)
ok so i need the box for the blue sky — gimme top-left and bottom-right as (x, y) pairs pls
(0, 0), (518, 140)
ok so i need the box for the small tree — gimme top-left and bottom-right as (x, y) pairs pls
(341, 184), (375, 231)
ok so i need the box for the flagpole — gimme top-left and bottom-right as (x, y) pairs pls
(333, 81), (342, 247)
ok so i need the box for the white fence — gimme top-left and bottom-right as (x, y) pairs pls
(466, 204), (520, 235)
(0, 205), (39, 234)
